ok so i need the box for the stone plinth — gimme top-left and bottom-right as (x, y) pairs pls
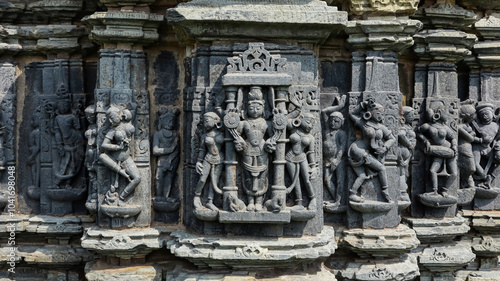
(81, 227), (169, 259)
(403, 216), (470, 243)
(167, 226), (337, 270)
(464, 210), (500, 234)
(342, 224), (420, 258)
(166, 0), (348, 44)
(341, 255), (420, 281)
(418, 242), (476, 273)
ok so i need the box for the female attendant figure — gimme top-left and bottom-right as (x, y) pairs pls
(99, 106), (141, 203)
(348, 98), (396, 203)
(286, 113), (319, 210)
(194, 112), (224, 211)
(417, 106), (457, 197)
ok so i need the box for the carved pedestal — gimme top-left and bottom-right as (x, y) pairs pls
(341, 225), (420, 281)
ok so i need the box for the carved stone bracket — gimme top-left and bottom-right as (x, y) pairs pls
(413, 3), (478, 30)
(464, 210), (500, 234)
(413, 30), (478, 62)
(167, 226), (337, 270)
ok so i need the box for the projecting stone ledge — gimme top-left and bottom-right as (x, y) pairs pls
(167, 226), (337, 269)
(166, 0), (347, 44)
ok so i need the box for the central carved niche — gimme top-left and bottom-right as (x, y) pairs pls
(193, 43), (322, 225)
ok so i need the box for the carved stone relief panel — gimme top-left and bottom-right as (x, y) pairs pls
(185, 42), (324, 236)
(93, 49), (151, 228)
(411, 97), (460, 218)
(20, 60), (88, 216)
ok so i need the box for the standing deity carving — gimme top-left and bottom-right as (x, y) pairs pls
(194, 112), (225, 212)
(348, 98), (396, 204)
(232, 86), (276, 212)
(84, 105), (98, 213)
(27, 109), (42, 199)
(153, 108), (181, 212)
(50, 85), (84, 190)
(397, 106), (416, 208)
(322, 95), (347, 212)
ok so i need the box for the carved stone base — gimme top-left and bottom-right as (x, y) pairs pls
(341, 254), (419, 281)
(342, 224), (419, 258)
(403, 215), (469, 243)
(167, 226), (337, 269)
(463, 210), (500, 234)
(0, 215), (93, 244)
(81, 227), (168, 259)
(418, 242), (475, 273)
(166, 263), (338, 281)
(456, 270), (500, 281)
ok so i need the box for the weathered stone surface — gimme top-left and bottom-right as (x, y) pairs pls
(349, 0), (419, 17)
(341, 254), (419, 281)
(345, 19), (422, 52)
(418, 242), (475, 273)
(83, 12), (164, 45)
(463, 210), (500, 233)
(342, 224), (419, 258)
(166, 263), (338, 281)
(472, 235), (500, 257)
(0, 244), (93, 265)
(85, 260), (160, 281)
(0, 25), (92, 55)
(413, 3), (478, 30)
(81, 227), (168, 258)
(403, 216), (470, 243)
(167, 226), (337, 269)
(459, 0), (500, 10)
(413, 30), (478, 62)
(166, 0), (348, 44)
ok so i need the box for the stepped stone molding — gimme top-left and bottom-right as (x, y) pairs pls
(167, 226), (337, 269)
(342, 225), (420, 258)
(403, 216), (470, 243)
(166, 0), (348, 44)
(341, 255), (420, 281)
(82, 12), (164, 46)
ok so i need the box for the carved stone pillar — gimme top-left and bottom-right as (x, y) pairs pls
(81, 1), (163, 280)
(166, 0), (347, 278)
(408, 3), (478, 281)
(337, 1), (422, 280)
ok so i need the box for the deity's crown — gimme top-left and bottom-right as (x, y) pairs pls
(56, 84), (70, 102)
(248, 86), (264, 105)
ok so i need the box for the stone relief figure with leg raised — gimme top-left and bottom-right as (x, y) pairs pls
(99, 105), (142, 218)
(348, 97), (396, 207)
(153, 108), (181, 213)
(27, 109), (41, 200)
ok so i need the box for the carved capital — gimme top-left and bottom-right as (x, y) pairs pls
(349, 0), (419, 17)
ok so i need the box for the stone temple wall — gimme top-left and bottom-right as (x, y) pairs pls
(1, 0), (500, 280)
